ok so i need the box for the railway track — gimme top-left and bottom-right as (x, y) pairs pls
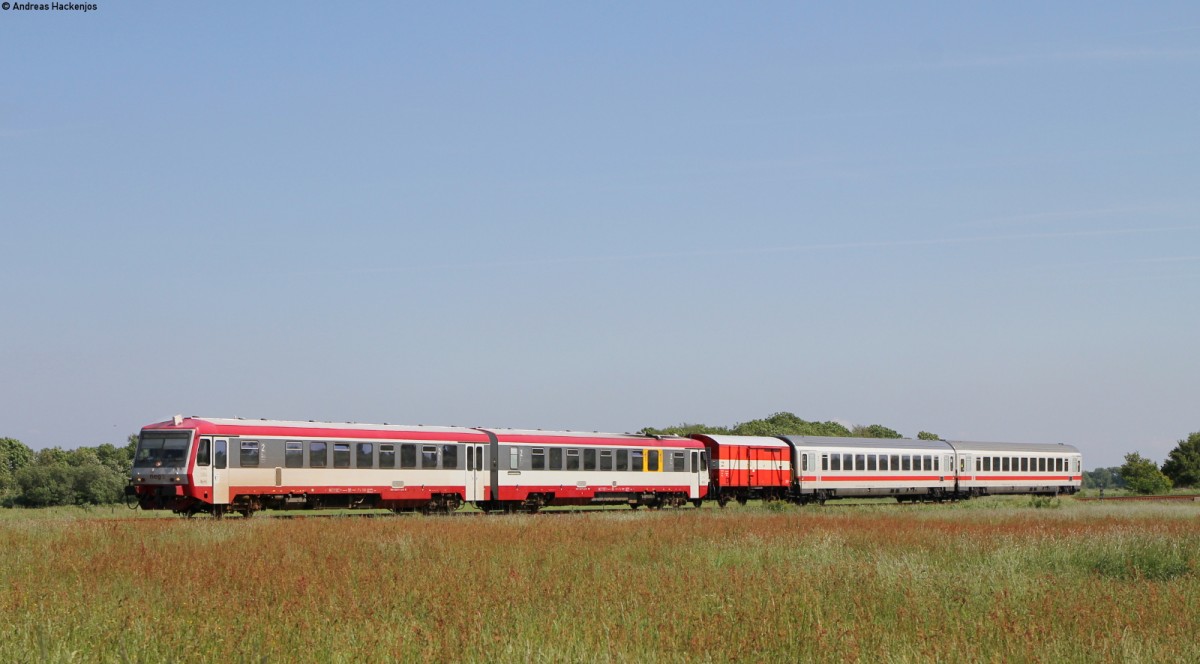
(1076, 494), (1200, 503)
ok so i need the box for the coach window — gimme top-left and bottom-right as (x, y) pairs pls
(617, 449), (629, 471)
(700, 451), (709, 472)
(1001, 457), (1009, 472)
(532, 448), (546, 470)
(854, 454), (864, 472)
(333, 444), (351, 469)
(631, 449), (644, 472)
(1057, 458), (1064, 472)
(214, 440), (227, 469)
(507, 447), (519, 470)
(888, 455), (899, 471)
(600, 450), (614, 472)
(1020, 458), (1028, 472)
(550, 448), (563, 471)
(821, 454), (829, 471)
(878, 455), (887, 471)
(830, 454), (841, 471)
(843, 454), (853, 471)
(566, 449), (580, 471)
(801, 454), (809, 472)
(357, 443), (374, 468)
(285, 442), (303, 468)
(421, 445), (439, 469)
(672, 451), (685, 472)
(647, 450), (660, 472)
(442, 445), (458, 470)
(400, 444), (417, 469)
(993, 457), (1000, 472)
(379, 444), (396, 469)
(239, 441), (260, 467)
(584, 449), (597, 471)
(982, 457), (990, 472)
(196, 439), (211, 467)
(866, 455), (877, 472)
(308, 442), (326, 468)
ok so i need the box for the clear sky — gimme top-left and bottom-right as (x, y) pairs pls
(2, 3), (1197, 469)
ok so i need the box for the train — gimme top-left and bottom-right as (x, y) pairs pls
(128, 416), (1082, 517)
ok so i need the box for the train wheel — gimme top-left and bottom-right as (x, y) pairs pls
(736, 495), (748, 506)
(692, 499), (703, 508)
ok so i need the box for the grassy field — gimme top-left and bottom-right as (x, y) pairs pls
(2, 498), (1199, 663)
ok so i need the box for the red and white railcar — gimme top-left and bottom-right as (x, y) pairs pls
(690, 435), (791, 505)
(129, 416), (709, 516)
(130, 417), (490, 516)
(486, 429), (709, 511)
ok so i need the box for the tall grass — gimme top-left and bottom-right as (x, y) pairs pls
(1, 500), (1198, 662)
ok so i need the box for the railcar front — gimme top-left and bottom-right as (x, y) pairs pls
(479, 429), (709, 512)
(781, 436), (957, 503)
(129, 417), (201, 513)
(947, 441), (1082, 496)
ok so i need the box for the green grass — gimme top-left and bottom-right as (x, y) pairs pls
(2, 499), (1199, 662)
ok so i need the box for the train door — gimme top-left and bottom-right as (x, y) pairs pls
(763, 447), (783, 485)
(743, 446), (755, 486)
(212, 438), (230, 504)
(194, 436), (213, 497)
(465, 443), (487, 501)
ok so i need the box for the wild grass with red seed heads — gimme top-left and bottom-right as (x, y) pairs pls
(2, 498), (1199, 663)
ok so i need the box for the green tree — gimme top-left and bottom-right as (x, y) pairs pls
(917, 431), (940, 441)
(71, 464), (127, 504)
(732, 412), (852, 437)
(1082, 466), (1125, 490)
(1160, 432), (1200, 488)
(1119, 453), (1173, 495)
(639, 423), (732, 437)
(0, 438), (35, 506)
(35, 447), (69, 466)
(95, 442), (134, 475)
(640, 412), (855, 438)
(14, 464), (77, 507)
(851, 424), (903, 439)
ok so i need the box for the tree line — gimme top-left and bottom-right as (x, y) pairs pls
(0, 435), (136, 508)
(3, 420), (1198, 505)
(1083, 433), (1200, 495)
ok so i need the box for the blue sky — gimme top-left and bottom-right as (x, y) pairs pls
(2, 3), (1197, 468)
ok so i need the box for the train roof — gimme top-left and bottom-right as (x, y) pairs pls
(141, 417), (698, 446)
(143, 416), (483, 436)
(690, 435), (790, 449)
(779, 436), (952, 451)
(488, 428), (701, 448)
(945, 440), (1081, 454)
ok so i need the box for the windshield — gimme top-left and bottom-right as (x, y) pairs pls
(134, 432), (192, 468)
